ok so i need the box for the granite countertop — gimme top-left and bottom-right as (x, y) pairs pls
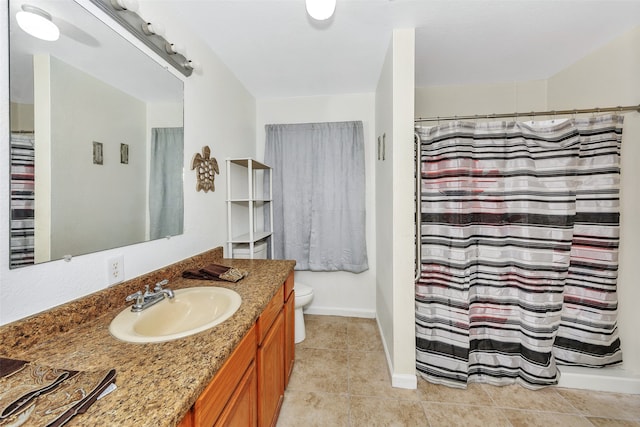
(0, 248), (295, 427)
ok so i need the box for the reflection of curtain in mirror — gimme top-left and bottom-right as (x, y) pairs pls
(10, 132), (35, 267)
(149, 128), (184, 239)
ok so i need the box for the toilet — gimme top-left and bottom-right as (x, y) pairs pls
(294, 283), (314, 343)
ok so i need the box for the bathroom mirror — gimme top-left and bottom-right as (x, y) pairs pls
(8, 0), (185, 268)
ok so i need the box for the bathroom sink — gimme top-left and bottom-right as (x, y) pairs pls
(109, 287), (241, 343)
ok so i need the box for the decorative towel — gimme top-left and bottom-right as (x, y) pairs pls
(182, 263), (249, 282)
(0, 357), (116, 427)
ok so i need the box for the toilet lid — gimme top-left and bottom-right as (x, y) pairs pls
(295, 283), (313, 297)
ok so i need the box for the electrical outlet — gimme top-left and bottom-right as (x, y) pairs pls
(107, 255), (125, 286)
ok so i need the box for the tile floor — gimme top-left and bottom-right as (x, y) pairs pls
(276, 314), (640, 427)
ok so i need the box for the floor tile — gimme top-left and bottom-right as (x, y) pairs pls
(349, 351), (420, 400)
(483, 383), (578, 413)
(287, 347), (349, 394)
(276, 391), (350, 427)
(502, 409), (595, 427)
(587, 417), (640, 427)
(587, 418), (640, 427)
(350, 396), (428, 427)
(347, 317), (383, 352)
(417, 379), (494, 406)
(280, 315), (640, 427)
(556, 388), (640, 420)
(297, 314), (348, 350)
(423, 402), (512, 427)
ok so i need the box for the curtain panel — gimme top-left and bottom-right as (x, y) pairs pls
(10, 133), (35, 268)
(415, 115), (623, 389)
(149, 127), (184, 240)
(264, 121), (368, 273)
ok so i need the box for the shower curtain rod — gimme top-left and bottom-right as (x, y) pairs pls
(414, 104), (640, 123)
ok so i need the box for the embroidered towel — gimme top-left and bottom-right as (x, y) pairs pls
(0, 357), (116, 427)
(182, 263), (248, 282)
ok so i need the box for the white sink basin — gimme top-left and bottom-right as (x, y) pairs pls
(109, 287), (241, 343)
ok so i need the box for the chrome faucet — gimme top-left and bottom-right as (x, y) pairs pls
(125, 279), (175, 312)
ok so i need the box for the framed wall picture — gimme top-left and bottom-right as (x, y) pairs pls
(120, 143), (129, 164)
(93, 141), (103, 165)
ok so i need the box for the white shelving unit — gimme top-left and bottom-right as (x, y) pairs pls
(226, 158), (273, 259)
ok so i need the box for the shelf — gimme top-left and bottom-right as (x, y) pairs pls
(226, 158), (273, 259)
(227, 198), (272, 203)
(229, 158), (270, 170)
(229, 232), (272, 244)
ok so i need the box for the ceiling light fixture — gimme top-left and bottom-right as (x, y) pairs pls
(110, 0), (139, 12)
(165, 42), (186, 56)
(141, 22), (165, 37)
(87, 0), (195, 77)
(305, 0), (336, 21)
(16, 4), (60, 41)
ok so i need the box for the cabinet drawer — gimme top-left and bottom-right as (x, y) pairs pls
(193, 325), (257, 427)
(256, 287), (283, 344)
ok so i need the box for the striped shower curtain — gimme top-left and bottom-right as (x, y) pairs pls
(10, 133), (35, 268)
(415, 115), (623, 389)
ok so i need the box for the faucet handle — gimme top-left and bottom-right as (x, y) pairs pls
(125, 291), (144, 305)
(154, 279), (169, 292)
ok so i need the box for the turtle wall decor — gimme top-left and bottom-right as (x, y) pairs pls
(191, 146), (219, 192)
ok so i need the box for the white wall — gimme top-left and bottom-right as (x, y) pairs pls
(415, 80), (548, 118)
(256, 93), (377, 318)
(414, 26), (640, 392)
(376, 32), (395, 363)
(375, 28), (417, 389)
(547, 26), (640, 388)
(33, 54), (52, 263)
(9, 102), (33, 131)
(147, 102), (183, 130)
(0, 1), (256, 324)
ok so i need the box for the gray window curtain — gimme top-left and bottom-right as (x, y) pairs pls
(149, 127), (184, 240)
(264, 121), (368, 273)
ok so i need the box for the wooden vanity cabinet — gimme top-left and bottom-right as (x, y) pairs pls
(178, 271), (295, 427)
(283, 272), (295, 388)
(216, 359), (258, 426)
(178, 325), (257, 427)
(256, 286), (285, 427)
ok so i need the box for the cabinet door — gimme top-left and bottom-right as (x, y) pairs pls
(177, 410), (193, 427)
(284, 290), (295, 388)
(193, 326), (257, 426)
(257, 310), (284, 427)
(216, 360), (258, 427)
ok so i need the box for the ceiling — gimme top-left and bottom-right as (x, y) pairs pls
(167, 0), (640, 99)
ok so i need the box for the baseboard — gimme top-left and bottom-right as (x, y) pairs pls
(375, 316), (418, 390)
(304, 306), (375, 318)
(557, 366), (640, 394)
(376, 315), (395, 385)
(392, 373), (418, 389)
